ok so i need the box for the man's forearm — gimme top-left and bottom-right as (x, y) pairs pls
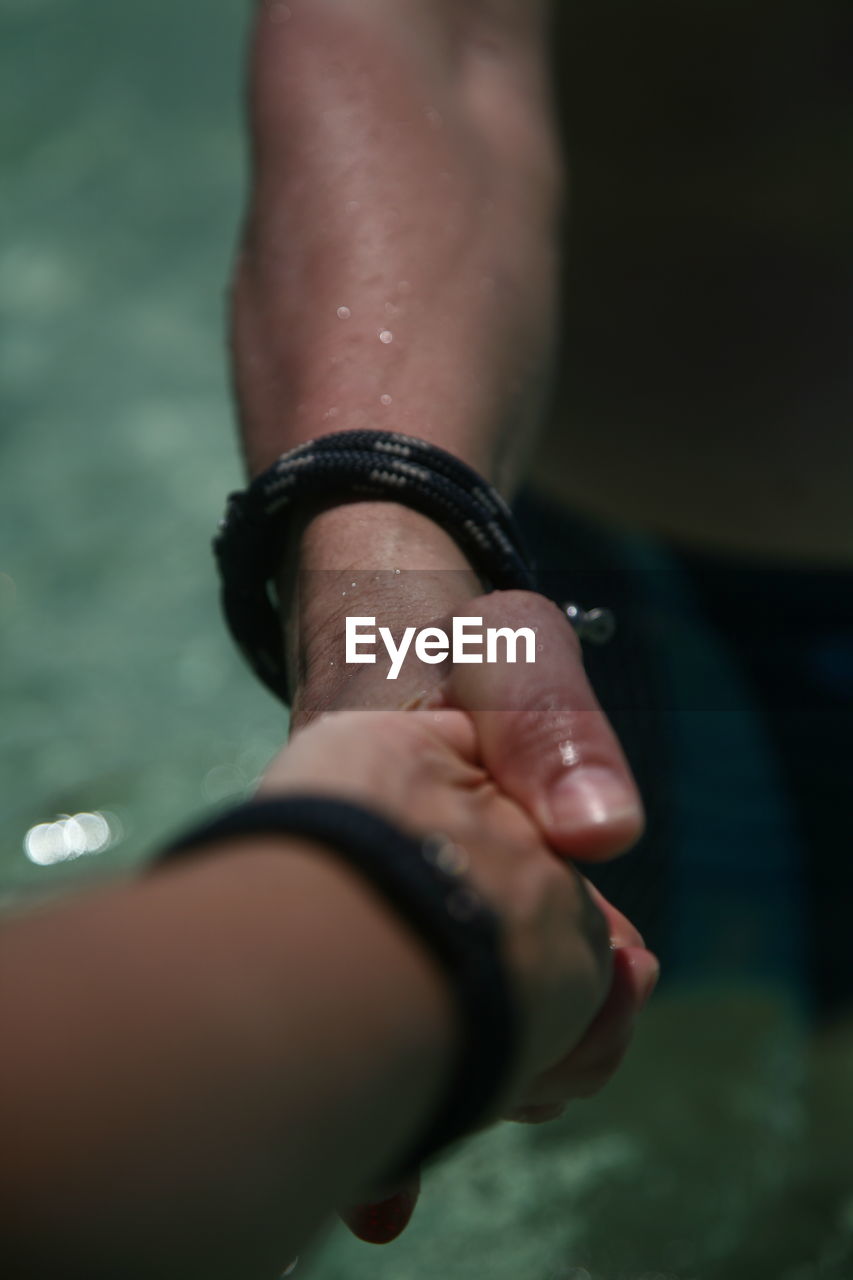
(231, 1), (562, 709)
(232, 0), (562, 488)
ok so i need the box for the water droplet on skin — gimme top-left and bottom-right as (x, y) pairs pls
(336, 306), (351, 320)
(380, 394), (392, 406)
(394, 568), (401, 575)
(351, 582), (357, 588)
(379, 330), (394, 344)
(324, 407), (338, 419)
(559, 740), (581, 767)
(345, 200), (360, 215)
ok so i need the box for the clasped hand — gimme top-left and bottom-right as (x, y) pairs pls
(261, 592), (659, 1244)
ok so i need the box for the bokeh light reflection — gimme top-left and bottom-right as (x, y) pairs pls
(23, 811), (120, 866)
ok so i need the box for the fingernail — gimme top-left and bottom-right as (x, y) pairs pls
(547, 767), (642, 835)
(639, 961), (660, 1010)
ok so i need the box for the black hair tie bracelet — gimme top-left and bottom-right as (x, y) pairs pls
(156, 795), (520, 1187)
(213, 430), (614, 705)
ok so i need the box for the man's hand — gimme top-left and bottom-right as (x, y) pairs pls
(292, 570), (645, 863)
(434, 590), (645, 862)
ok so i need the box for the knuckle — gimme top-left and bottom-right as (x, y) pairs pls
(475, 589), (533, 619)
(501, 701), (585, 765)
(478, 589), (575, 635)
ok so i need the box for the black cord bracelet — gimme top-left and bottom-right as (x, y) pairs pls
(157, 796), (520, 1187)
(214, 431), (537, 705)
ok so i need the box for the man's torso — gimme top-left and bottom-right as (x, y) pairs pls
(536, 0), (852, 563)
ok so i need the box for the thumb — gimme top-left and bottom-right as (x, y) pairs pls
(338, 1171), (421, 1245)
(445, 592), (644, 861)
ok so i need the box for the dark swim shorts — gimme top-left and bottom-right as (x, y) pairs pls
(515, 490), (853, 1023)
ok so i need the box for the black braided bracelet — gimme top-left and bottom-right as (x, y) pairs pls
(157, 795), (520, 1187)
(215, 430), (615, 704)
(214, 431), (537, 704)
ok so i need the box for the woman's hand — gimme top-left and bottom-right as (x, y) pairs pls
(259, 708), (657, 1242)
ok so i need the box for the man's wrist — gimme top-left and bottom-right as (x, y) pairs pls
(280, 503), (483, 712)
(296, 503), (481, 575)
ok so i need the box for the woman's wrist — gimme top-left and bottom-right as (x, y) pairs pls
(158, 830), (462, 1202)
(202, 833), (460, 1188)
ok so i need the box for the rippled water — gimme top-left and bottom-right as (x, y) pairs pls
(2, 4), (852, 1278)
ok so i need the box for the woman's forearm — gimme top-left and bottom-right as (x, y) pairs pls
(0, 841), (456, 1279)
(232, 0), (562, 488)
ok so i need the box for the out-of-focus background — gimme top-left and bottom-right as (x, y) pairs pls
(1, 1), (285, 900)
(2, 3), (852, 1279)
